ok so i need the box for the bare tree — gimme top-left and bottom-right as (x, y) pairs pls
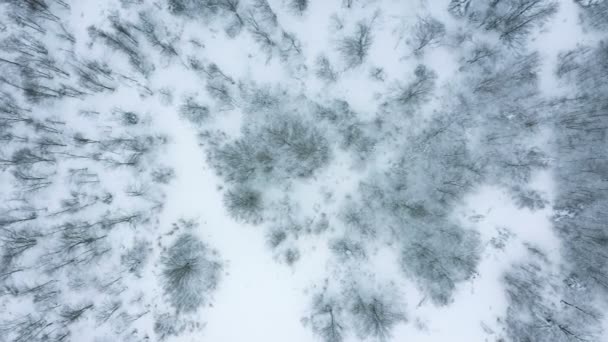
(342, 0), (355, 9)
(245, 9), (277, 56)
(351, 293), (405, 341)
(88, 14), (154, 75)
(167, 0), (219, 18)
(338, 21), (373, 68)
(469, 0), (558, 46)
(73, 59), (116, 92)
(392, 65), (437, 107)
(251, 0), (278, 27)
(448, 0), (471, 17)
(309, 294), (345, 342)
(411, 16), (445, 56)
(218, 0), (245, 25)
(1, 226), (40, 271)
(179, 96), (210, 125)
(135, 12), (179, 58)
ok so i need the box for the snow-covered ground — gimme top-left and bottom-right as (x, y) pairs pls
(1, 1), (606, 341)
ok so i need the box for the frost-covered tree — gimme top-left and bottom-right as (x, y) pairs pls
(306, 285), (405, 342)
(121, 239), (151, 277)
(347, 109), (483, 304)
(73, 59), (116, 92)
(465, 0), (558, 45)
(315, 55), (338, 82)
(244, 8), (278, 56)
(309, 293), (346, 342)
(134, 12), (179, 58)
(212, 114), (330, 183)
(448, 0), (471, 17)
(462, 41), (498, 67)
(392, 64), (436, 108)
(0, 314), (67, 342)
(329, 237), (366, 261)
(154, 312), (189, 340)
(351, 294), (405, 341)
(161, 233), (222, 312)
(88, 14), (154, 75)
(338, 21), (373, 68)
(179, 96), (210, 125)
(411, 16), (445, 55)
(223, 185), (264, 224)
(267, 229), (287, 248)
(472, 52), (539, 96)
(279, 31), (303, 61)
(575, 0), (608, 30)
(289, 0), (308, 15)
(377, 113), (482, 216)
(0, 226), (40, 273)
(251, 0), (278, 28)
(311, 100), (376, 162)
(342, 0), (356, 8)
(218, 0), (245, 24)
(503, 260), (603, 342)
(167, 0), (219, 18)
(552, 41), (608, 297)
(401, 222), (480, 305)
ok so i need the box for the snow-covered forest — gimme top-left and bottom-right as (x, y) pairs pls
(0, 0), (607, 341)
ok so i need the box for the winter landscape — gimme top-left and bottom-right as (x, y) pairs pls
(0, 0), (607, 341)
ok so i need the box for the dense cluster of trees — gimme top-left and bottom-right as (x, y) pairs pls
(196, 1), (606, 340)
(448, 3), (607, 340)
(207, 97), (332, 224)
(531, 40), (608, 342)
(312, 100), (377, 162)
(503, 250), (603, 341)
(305, 283), (405, 342)
(449, 0), (558, 45)
(445, 4), (604, 338)
(213, 113), (330, 183)
(574, 0), (608, 30)
(351, 110), (483, 304)
(0, 1), (225, 341)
